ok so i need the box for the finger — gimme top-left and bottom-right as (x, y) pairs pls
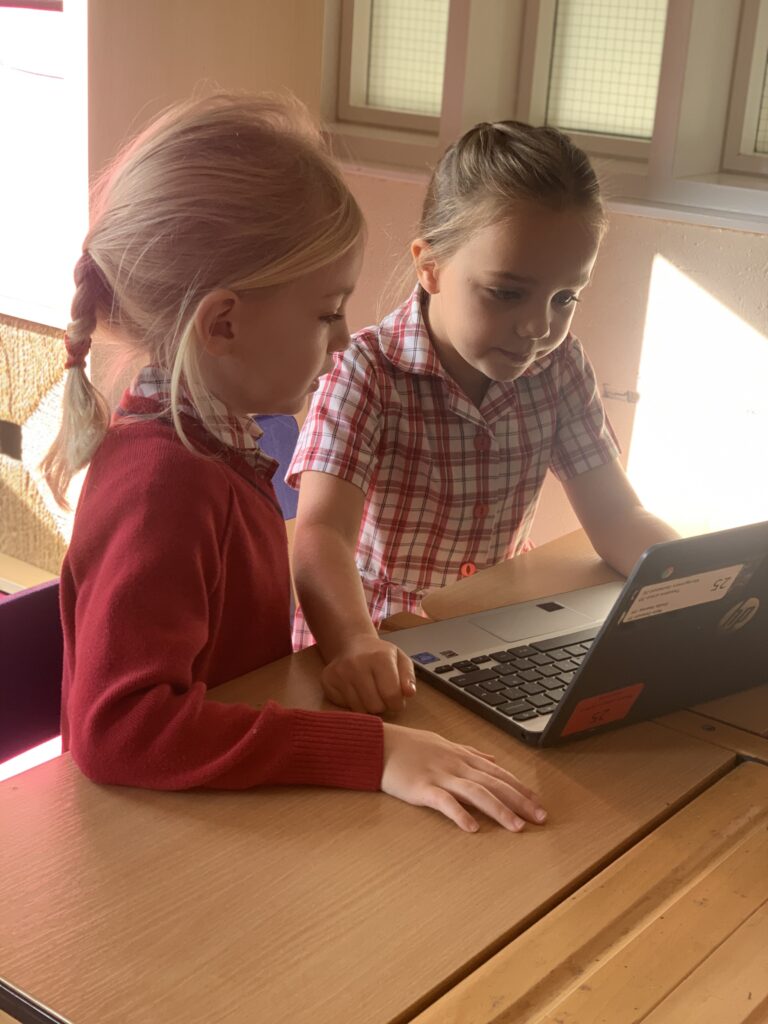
(444, 777), (527, 832)
(395, 650), (418, 699)
(464, 755), (543, 808)
(346, 681), (378, 715)
(322, 681), (352, 709)
(370, 662), (408, 713)
(420, 785), (480, 833)
(461, 745), (497, 763)
(325, 668), (385, 715)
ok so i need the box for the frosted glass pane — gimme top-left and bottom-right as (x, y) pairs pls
(366, 0), (449, 116)
(755, 53), (768, 154)
(547, 0), (668, 140)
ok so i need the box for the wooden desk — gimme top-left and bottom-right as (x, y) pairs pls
(0, 648), (734, 1024)
(411, 760), (768, 1024)
(421, 529), (622, 621)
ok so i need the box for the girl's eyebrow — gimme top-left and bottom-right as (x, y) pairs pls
(488, 270), (591, 288)
(322, 285), (355, 298)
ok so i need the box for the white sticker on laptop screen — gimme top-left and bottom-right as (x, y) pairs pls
(622, 564), (744, 624)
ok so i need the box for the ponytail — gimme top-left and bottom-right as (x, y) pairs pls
(41, 252), (110, 508)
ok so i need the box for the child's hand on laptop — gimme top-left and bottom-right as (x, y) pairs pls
(381, 723), (548, 832)
(321, 635), (417, 713)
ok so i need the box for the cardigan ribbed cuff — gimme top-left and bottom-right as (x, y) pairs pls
(280, 705), (384, 791)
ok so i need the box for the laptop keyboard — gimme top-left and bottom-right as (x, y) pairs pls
(426, 626), (600, 724)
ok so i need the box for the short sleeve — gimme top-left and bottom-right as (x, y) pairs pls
(549, 337), (621, 481)
(287, 338), (383, 494)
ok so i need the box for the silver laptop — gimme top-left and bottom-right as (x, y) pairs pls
(386, 520), (768, 745)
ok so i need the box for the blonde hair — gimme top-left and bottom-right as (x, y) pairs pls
(42, 92), (364, 506)
(417, 120), (605, 271)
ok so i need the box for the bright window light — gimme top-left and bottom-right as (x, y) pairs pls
(0, 736), (62, 781)
(366, 0), (449, 116)
(627, 255), (768, 537)
(547, 0), (668, 139)
(0, 1), (88, 328)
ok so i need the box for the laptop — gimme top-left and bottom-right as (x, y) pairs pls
(386, 520), (768, 745)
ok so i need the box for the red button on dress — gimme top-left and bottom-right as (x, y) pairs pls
(474, 433), (491, 452)
(459, 561), (477, 577)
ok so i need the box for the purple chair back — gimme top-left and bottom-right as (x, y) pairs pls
(0, 579), (63, 762)
(253, 415), (299, 520)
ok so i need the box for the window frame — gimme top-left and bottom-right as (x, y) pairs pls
(722, 0), (768, 175)
(327, 0), (768, 230)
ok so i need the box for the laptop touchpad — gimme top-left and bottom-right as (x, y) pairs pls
(470, 600), (595, 643)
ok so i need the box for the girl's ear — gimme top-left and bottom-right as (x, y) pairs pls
(411, 238), (441, 294)
(195, 290), (240, 355)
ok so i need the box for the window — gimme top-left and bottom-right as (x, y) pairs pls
(0, 0), (88, 327)
(723, 0), (768, 174)
(327, 0), (768, 229)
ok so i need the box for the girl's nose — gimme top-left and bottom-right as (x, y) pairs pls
(515, 305), (550, 342)
(328, 320), (351, 354)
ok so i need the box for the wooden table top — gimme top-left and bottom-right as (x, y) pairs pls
(0, 647), (735, 1024)
(411, 760), (768, 1024)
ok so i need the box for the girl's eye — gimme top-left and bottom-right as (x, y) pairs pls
(553, 291), (579, 308)
(320, 313), (344, 324)
(487, 288), (522, 302)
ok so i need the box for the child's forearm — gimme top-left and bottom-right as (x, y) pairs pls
(293, 522), (378, 660)
(588, 507), (680, 578)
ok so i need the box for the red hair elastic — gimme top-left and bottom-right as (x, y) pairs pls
(64, 334), (91, 370)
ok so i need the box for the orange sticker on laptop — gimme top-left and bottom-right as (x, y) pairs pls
(560, 683), (645, 737)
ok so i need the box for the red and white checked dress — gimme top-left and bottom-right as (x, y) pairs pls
(287, 287), (619, 649)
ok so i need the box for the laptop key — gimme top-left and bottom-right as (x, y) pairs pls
(517, 669), (543, 683)
(558, 671), (575, 684)
(492, 663), (519, 676)
(450, 660), (477, 672)
(531, 627), (600, 652)
(541, 676), (566, 691)
(501, 685), (527, 700)
(537, 664), (561, 677)
(478, 690), (509, 707)
(528, 692), (553, 708)
(451, 670), (501, 687)
(556, 658), (581, 672)
(489, 651), (514, 662)
(498, 700), (533, 716)
(506, 645), (537, 658)
(520, 681), (545, 696)
(535, 703), (558, 715)
(434, 665), (455, 675)
(510, 657), (536, 671)
(564, 643), (592, 657)
(548, 647), (576, 661)
(512, 710), (539, 721)
(547, 686), (568, 702)
(530, 653), (554, 666)
(481, 678), (508, 693)
(471, 655), (494, 664)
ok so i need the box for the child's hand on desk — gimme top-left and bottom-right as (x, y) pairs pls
(320, 635), (417, 714)
(381, 723), (547, 833)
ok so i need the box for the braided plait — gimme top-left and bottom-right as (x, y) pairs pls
(41, 250), (111, 507)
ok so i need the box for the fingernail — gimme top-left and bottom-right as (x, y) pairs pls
(535, 809), (547, 822)
(408, 680), (417, 694)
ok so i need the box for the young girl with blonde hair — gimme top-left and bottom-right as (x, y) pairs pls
(43, 95), (545, 834)
(289, 120), (677, 715)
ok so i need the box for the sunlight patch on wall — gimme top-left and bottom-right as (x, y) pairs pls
(627, 255), (768, 537)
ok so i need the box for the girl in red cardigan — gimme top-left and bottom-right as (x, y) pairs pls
(42, 93), (546, 834)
